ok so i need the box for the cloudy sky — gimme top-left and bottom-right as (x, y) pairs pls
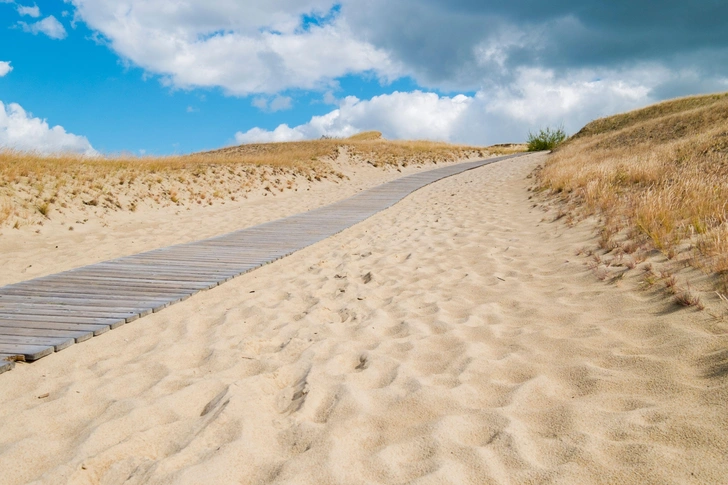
(1, 0), (726, 155)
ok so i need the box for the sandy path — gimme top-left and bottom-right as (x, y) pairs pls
(0, 153), (726, 484)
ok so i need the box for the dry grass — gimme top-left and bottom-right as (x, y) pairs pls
(537, 92), (728, 283)
(0, 132), (517, 227)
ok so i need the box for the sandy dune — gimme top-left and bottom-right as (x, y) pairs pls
(0, 155), (474, 287)
(1, 153), (727, 484)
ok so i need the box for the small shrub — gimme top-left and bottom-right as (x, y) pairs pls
(527, 126), (567, 151)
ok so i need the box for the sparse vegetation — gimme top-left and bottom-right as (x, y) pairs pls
(536, 92), (728, 286)
(0, 197), (11, 225)
(675, 287), (703, 309)
(0, 133), (524, 228)
(527, 126), (567, 151)
(35, 202), (49, 217)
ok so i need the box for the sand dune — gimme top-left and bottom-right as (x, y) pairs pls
(1, 153), (726, 484)
(0, 155), (476, 287)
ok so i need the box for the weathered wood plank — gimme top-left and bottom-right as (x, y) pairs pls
(0, 325), (94, 342)
(30, 276), (214, 291)
(0, 313), (127, 327)
(0, 357), (15, 374)
(0, 295), (159, 317)
(0, 287), (188, 303)
(6, 283), (195, 298)
(0, 320), (110, 336)
(0, 343), (54, 361)
(0, 295), (160, 314)
(58, 271), (223, 286)
(0, 308), (139, 323)
(0, 335), (74, 351)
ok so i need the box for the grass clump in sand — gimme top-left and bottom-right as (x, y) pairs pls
(0, 133), (521, 228)
(527, 126), (567, 151)
(536, 91), (728, 291)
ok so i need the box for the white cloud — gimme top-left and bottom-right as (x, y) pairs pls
(67, 1), (728, 101)
(0, 61), (12, 77)
(19, 15), (67, 39)
(0, 100), (97, 155)
(17, 4), (40, 17)
(68, 0), (399, 95)
(236, 68), (660, 145)
(236, 90), (473, 143)
(236, 125), (307, 144)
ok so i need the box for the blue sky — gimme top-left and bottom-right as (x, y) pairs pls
(1, 0), (727, 155)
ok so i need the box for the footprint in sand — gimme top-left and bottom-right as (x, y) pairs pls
(274, 363), (311, 415)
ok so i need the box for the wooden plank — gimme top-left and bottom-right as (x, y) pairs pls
(0, 321), (110, 336)
(0, 287), (188, 302)
(11, 278), (201, 292)
(0, 295), (169, 313)
(72, 267), (241, 280)
(0, 326), (93, 342)
(120, 253), (269, 263)
(93, 261), (246, 271)
(5, 284), (196, 299)
(110, 257), (254, 267)
(34, 273), (216, 287)
(0, 313), (127, 327)
(0, 296), (158, 315)
(0, 343), (54, 361)
(0, 357), (15, 374)
(41, 275), (217, 290)
(59, 271), (223, 286)
(0, 335), (74, 351)
(0, 308), (140, 323)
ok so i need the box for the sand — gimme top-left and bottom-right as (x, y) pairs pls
(1, 153), (727, 484)
(0, 155), (474, 287)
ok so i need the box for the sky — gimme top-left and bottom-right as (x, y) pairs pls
(1, 1), (727, 156)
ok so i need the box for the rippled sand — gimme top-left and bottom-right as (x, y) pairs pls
(1, 153), (726, 484)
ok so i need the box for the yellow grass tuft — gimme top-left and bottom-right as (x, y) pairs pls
(537, 91), (728, 280)
(346, 131), (383, 141)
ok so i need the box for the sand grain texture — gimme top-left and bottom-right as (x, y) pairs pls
(0, 153), (726, 484)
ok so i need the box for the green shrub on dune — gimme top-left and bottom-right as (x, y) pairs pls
(526, 126), (567, 151)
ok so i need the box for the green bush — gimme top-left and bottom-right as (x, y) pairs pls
(527, 126), (567, 151)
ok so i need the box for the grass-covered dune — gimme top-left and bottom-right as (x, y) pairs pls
(0, 132), (523, 228)
(537, 92), (728, 291)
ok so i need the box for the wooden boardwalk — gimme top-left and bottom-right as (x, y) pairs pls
(0, 154), (526, 374)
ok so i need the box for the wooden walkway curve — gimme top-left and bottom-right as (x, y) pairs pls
(0, 153), (526, 374)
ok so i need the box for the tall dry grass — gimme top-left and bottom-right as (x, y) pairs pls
(537, 92), (728, 280)
(0, 132), (515, 227)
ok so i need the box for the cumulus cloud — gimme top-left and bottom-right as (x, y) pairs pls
(0, 61), (12, 77)
(67, 0), (728, 98)
(0, 101), (97, 155)
(235, 90), (474, 144)
(17, 4), (40, 17)
(236, 67), (663, 145)
(63, 1), (728, 146)
(19, 15), (67, 39)
(68, 0), (399, 95)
